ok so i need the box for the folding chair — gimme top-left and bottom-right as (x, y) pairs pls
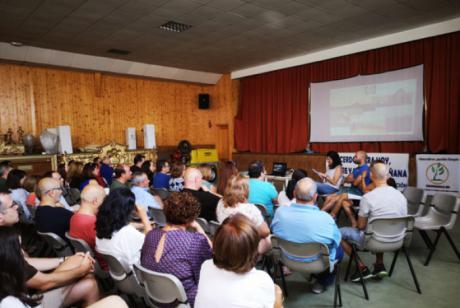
(149, 208), (167, 227)
(344, 216), (421, 300)
(414, 193), (460, 266)
(209, 220), (220, 237)
(403, 187), (425, 216)
(37, 231), (74, 257)
(134, 263), (191, 308)
(195, 217), (210, 234)
(254, 203), (271, 225)
(270, 236), (342, 307)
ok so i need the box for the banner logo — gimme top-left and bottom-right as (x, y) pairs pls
(426, 163), (449, 185)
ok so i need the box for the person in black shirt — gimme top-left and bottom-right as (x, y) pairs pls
(183, 168), (220, 221)
(130, 154), (145, 174)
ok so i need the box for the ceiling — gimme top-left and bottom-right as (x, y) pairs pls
(0, 0), (459, 74)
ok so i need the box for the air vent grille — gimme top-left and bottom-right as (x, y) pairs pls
(160, 21), (192, 33)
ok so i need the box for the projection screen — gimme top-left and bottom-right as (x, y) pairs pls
(309, 65), (424, 142)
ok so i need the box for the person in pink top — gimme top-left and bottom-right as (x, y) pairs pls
(69, 184), (107, 270)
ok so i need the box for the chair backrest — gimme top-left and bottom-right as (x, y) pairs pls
(254, 204), (271, 224)
(272, 236), (330, 274)
(134, 264), (190, 307)
(209, 220), (220, 236)
(151, 188), (170, 201)
(364, 216), (414, 252)
(403, 187), (425, 216)
(149, 208), (167, 227)
(195, 217), (210, 234)
(426, 193), (460, 230)
(37, 231), (74, 257)
(98, 251), (145, 298)
(277, 191), (291, 207)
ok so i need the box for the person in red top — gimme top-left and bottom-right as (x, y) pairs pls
(69, 184), (108, 270)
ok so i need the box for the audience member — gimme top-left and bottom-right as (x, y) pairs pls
(280, 168), (308, 206)
(271, 177), (342, 294)
(340, 161), (407, 282)
(216, 175), (271, 253)
(35, 178), (73, 240)
(131, 172), (162, 212)
(96, 188), (151, 270)
(141, 192), (212, 306)
(43, 171), (72, 211)
(6, 169), (31, 221)
(110, 164), (132, 191)
(216, 160), (238, 196)
(69, 184), (108, 270)
(80, 163), (103, 190)
(100, 156), (114, 186)
(141, 159), (155, 184)
(0, 160), (12, 191)
(169, 161), (185, 192)
(198, 164), (217, 193)
(152, 159), (171, 189)
(315, 151), (343, 195)
(183, 168), (219, 221)
(247, 161), (278, 217)
(195, 214), (282, 308)
(0, 192), (20, 227)
(67, 161), (84, 190)
(130, 154), (145, 174)
(23, 176), (38, 207)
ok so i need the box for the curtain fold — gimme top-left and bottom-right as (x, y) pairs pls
(235, 31), (460, 154)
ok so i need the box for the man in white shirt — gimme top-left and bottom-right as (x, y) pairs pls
(340, 161), (407, 282)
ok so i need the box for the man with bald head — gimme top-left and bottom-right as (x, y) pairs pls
(35, 177), (74, 239)
(183, 167), (219, 221)
(271, 178), (342, 294)
(69, 184), (108, 270)
(340, 161), (407, 282)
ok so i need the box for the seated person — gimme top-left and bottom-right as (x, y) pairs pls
(96, 188), (151, 271)
(182, 168), (220, 221)
(35, 178), (74, 240)
(321, 150), (371, 213)
(67, 161), (84, 190)
(247, 161), (278, 217)
(43, 170), (73, 211)
(340, 161), (407, 281)
(216, 175), (271, 253)
(131, 172), (162, 212)
(110, 164), (132, 191)
(152, 159), (171, 190)
(69, 184), (108, 271)
(279, 168), (308, 206)
(130, 154), (145, 174)
(168, 161), (185, 192)
(141, 160), (156, 184)
(80, 163), (103, 191)
(100, 156), (114, 186)
(314, 151), (343, 195)
(271, 177), (342, 294)
(195, 214), (282, 308)
(0, 208), (100, 307)
(198, 164), (217, 194)
(7, 169), (31, 220)
(0, 160), (12, 191)
(216, 160), (238, 195)
(141, 192), (212, 306)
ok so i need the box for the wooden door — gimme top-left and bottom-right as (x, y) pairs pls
(215, 123), (230, 161)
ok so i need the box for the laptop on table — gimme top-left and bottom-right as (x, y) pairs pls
(270, 162), (287, 176)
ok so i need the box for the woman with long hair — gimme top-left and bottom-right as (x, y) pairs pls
(217, 160), (238, 195)
(314, 151), (343, 195)
(96, 188), (151, 270)
(67, 161), (84, 190)
(7, 169), (31, 221)
(0, 227), (38, 307)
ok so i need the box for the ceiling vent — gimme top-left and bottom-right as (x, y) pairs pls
(159, 21), (192, 33)
(107, 48), (131, 55)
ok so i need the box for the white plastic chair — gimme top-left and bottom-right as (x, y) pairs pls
(414, 193), (460, 266)
(344, 216), (421, 300)
(403, 187), (425, 216)
(133, 263), (190, 308)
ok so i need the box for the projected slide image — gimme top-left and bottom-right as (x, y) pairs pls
(329, 79), (416, 136)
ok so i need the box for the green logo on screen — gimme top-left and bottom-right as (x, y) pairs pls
(426, 163), (449, 185)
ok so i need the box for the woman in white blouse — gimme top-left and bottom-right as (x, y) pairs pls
(216, 175), (271, 253)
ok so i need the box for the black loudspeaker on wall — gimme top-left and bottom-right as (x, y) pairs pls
(198, 93), (210, 109)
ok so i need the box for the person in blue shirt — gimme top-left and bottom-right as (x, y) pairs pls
(322, 150), (371, 214)
(152, 159), (171, 189)
(131, 172), (163, 214)
(271, 177), (342, 294)
(247, 161), (278, 217)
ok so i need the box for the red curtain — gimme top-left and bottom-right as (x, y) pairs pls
(235, 31), (460, 154)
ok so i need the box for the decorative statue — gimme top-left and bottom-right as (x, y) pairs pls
(17, 127), (24, 144)
(39, 130), (59, 154)
(6, 128), (13, 144)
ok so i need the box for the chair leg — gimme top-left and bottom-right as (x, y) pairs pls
(389, 249), (400, 277)
(442, 228), (460, 262)
(403, 246), (422, 294)
(344, 251), (353, 281)
(418, 230), (433, 249)
(334, 264), (342, 308)
(278, 262), (288, 298)
(352, 245), (369, 300)
(424, 230), (442, 266)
